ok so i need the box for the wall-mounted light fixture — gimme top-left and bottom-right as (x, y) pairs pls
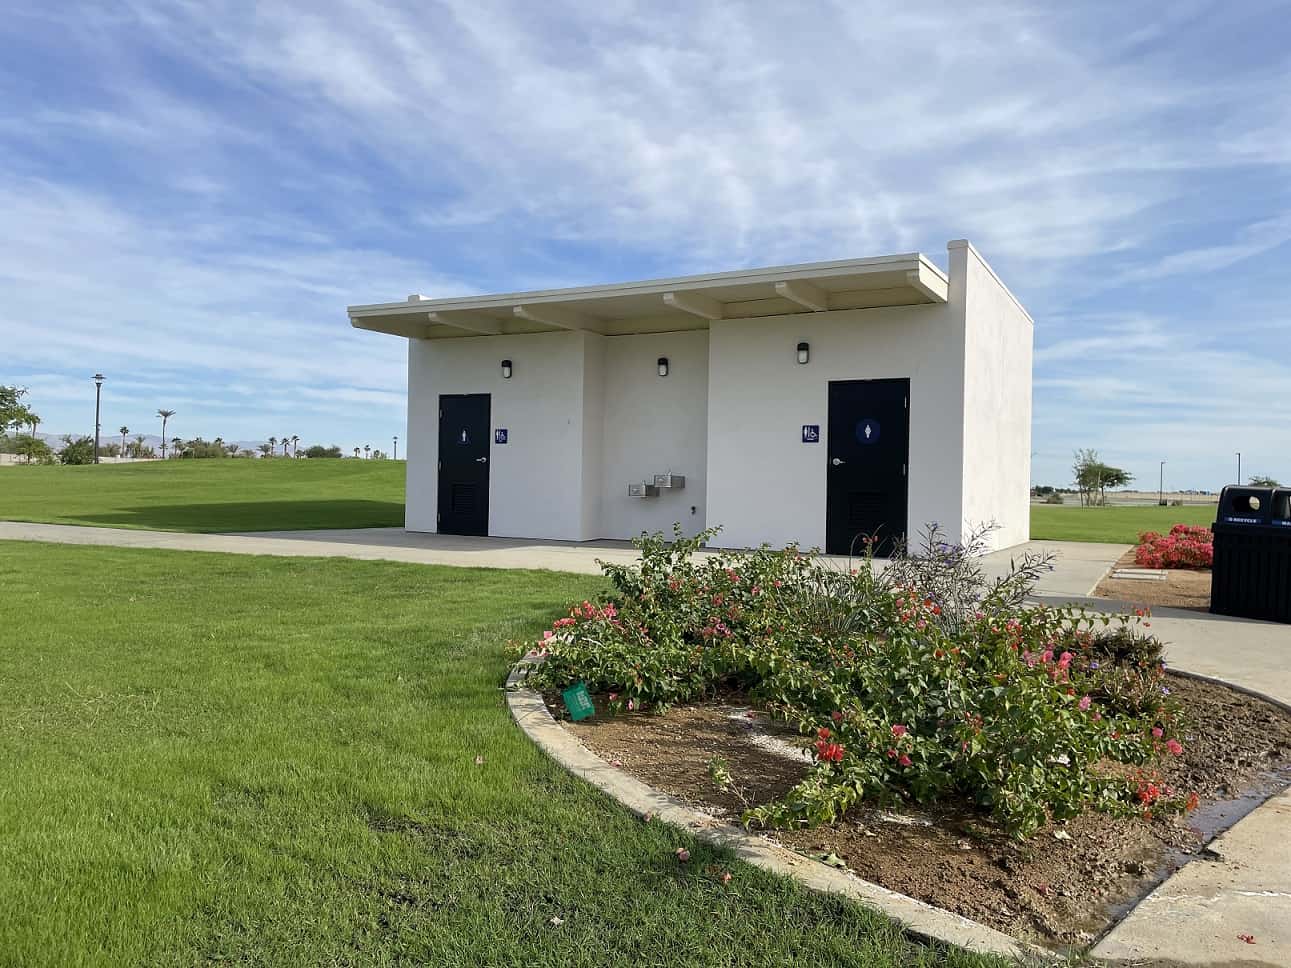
(657, 356), (669, 377)
(796, 341), (810, 364)
(501, 359), (513, 379)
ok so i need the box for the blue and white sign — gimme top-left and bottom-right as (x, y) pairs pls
(801, 424), (821, 443)
(855, 418), (880, 444)
(494, 428), (508, 444)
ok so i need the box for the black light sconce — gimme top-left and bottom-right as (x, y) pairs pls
(797, 341), (810, 364)
(657, 357), (669, 377)
(501, 359), (513, 379)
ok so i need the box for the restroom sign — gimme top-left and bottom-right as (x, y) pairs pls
(495, 429), (508, 444)
(458, 428), (470, 445)
(801, 424), (821, 443)
(856, 418), (880, 444)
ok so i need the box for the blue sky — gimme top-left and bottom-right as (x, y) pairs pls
(3, 1), (1289, 487)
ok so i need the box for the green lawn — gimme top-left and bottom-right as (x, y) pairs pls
(1029, 503), (1216, 544)
(0, 459), (403, 532)
(0, 541), (998, 967)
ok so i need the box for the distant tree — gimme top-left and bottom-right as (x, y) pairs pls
(1249, 475), (1281, 487)
(291, 434), (300, 457)
(364, 444), (371, 459)
(281, 435), (290, 456)
(171, 436), (183, 458)
(157, 409), (176, 458)
(178, 437), (230, 459)
(59, 435), (96, 465)
(353, 447), (360, 458)
(227, 442), (239, 456)
(1072, 449), (1132, 506)
(258, 442), (272, 456)
(268, 436), (277, 456)
(119, 425), (129, 454)
(370, 449), (388, 460)
(15, 434), (53, 464)
(304, 445), (344, 459)
(99, 442), (121, 457)
(1, 385), (37, 438)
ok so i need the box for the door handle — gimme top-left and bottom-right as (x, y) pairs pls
(476, 457), (488, 463)
(831, 457), (845, 466)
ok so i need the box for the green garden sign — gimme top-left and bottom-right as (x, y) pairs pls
(562, 682), (595, 721)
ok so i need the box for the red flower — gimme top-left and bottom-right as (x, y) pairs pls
(890, 724), (908, 738)
(817, 727), (831, 740)
(814, 739), (845, 763)
(831, 710), (843, 722)
(897, 754), (912, 768)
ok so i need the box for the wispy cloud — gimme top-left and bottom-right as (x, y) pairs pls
(3, 0), (1290, 478)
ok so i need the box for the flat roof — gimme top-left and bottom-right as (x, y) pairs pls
(348, 251), (949, 339)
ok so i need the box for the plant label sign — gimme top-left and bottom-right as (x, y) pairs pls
(801, 424), (820, 443)
(562, 682), (595, 721)
(494, 429), (508, 444)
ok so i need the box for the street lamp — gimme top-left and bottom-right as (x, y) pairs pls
(93, 373), (105, 464)
(1158, 460), (1166, 506)
(393, 435), (398, 460)
(1236, 451), (1242, 485)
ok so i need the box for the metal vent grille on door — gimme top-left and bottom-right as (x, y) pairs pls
(847, 491), (883, 528)
(451, 483), (476, 515)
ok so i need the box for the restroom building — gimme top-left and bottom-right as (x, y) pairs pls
(348, 239), (1032, 554)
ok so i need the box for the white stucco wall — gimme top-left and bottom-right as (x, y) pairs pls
(596, 331), (709, 540)
(406, 331), (596, 540)
(953, 241), (1033, 550)
(705, 304), (966, 551)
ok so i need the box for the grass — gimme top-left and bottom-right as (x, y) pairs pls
(0, 459), (404, 532)
(1030, 503), (1216, 544)
(0, 541), (1001, 967)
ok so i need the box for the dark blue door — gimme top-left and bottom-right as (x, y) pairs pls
(825, 379), (909, 556)
(437, 394), (490, 535)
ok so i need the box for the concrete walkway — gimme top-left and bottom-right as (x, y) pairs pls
(2, 519), (1289, 964)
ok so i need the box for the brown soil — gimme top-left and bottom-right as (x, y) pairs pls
(1093, 549), (1212, 611)
(552, 675), (1291, 948)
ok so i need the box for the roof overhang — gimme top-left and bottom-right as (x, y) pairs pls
(348, 252), (949, 340)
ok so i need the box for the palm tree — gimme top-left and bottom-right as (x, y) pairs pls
(119, 426), (129, 453)
(171, 436), (182, 458)
(268, 436), (277, 457)
(157, 410), (176, 457)
(291, 435), (300, 457)
(364, 444), (371, 459)
(281, 435), (290, 457)
(29, 414), (40, 437)
(353, 447), (360, 458)
(133, 434), (145, 458)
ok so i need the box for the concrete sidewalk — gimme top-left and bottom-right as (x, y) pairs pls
(0, 520), (1122, 589)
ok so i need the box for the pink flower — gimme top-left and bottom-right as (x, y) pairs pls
(1166, 738), (1183, 755)
(676, 848), (690, 862)
(542, 630), (554, 640)
(720, 871), (732, 885)
(1152, 727), (1164, 738)
(608, 692), (618, 701)
(1078, 695), (1092, 711)
(890, 724), (908, 737)
(831, 710), (843, 722)
(897, 754), (912, 768)
(626, 700), (635, 711)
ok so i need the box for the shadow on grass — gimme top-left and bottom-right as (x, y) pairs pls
(68, 500), (405, 533)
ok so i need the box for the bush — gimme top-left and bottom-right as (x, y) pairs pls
(522, 526), (1194, 838)
(304, 445), (344, 459)
(1134, 525), (1213, 569)
(1043, 492), (1064, 504)
(58, 436), (96, 465)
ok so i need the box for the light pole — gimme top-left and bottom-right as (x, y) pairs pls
(93, 373), (105, 464)
(1236, 451), (1242, 485)
(393, 435), (398, 460)
(1158, 460), (1166, 506)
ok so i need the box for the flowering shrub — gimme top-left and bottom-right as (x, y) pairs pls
(1134, 524), (1213, 569)
(521, 526), (1195, 838)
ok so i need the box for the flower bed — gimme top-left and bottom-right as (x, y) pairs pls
(1134, 524), (1213, 570)
(521, 526), (1197, 839)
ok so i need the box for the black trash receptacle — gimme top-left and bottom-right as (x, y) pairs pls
(1210, 486), (1291, 622)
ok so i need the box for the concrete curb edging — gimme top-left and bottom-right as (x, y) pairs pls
(504, 658), (1039, 963)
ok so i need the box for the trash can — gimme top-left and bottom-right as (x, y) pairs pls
(1210, 486), (1291, 623)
